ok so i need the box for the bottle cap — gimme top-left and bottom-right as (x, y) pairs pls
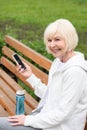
(16, 90), (25, 95)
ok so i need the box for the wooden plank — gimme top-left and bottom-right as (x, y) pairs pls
(0, 77), (16, 104)
(0, 105), (9, 117)
(4, 35), (52, 71)
(0, 90), (15, 115)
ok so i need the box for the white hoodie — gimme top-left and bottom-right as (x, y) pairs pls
(25, 52), (87, 130)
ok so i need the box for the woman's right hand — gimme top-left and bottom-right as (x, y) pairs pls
(17, 62), (32, 79)
(8, 114), (26, 126)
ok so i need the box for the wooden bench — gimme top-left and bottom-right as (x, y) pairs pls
(0, 35), (87, 130)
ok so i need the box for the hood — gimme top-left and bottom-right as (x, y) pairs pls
(57, 52), (87, 72)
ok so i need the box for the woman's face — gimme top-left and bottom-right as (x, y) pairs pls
(47, 33), (67, 59)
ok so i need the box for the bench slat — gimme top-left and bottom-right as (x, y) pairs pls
(0, 89), (15, 115)
(0, 105), (9, 117)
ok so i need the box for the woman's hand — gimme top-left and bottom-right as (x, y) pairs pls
(17, 62), (32, 79)
(8, 114), (26, 126)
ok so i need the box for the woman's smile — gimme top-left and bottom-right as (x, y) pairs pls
(50, 47), (61, 53)
(47, 34), (67, 59)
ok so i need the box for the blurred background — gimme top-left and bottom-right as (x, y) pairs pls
(0, 0), (87, 60)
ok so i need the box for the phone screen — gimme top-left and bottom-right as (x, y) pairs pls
(13, 54), (26, 70)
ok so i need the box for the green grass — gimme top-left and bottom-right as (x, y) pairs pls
(0, 0), (87, 29)
(0, 0), (87, 58)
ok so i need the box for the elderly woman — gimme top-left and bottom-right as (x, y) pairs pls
(0, 18), (87, 130)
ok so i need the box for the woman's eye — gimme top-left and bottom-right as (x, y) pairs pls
(48, 39), (52, 42)
(55, 38), (60, 41)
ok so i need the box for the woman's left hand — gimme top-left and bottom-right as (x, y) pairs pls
(8, 114), (26, 126)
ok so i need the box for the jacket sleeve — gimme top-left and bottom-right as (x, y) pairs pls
(26, 74), (47, 98)
(24, 67), (86, 129)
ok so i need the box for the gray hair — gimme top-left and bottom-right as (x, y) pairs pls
(44, 19), (79, 53)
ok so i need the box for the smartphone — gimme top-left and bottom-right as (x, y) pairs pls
(12, 53), (26, 70)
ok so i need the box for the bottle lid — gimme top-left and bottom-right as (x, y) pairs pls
(16, 90), (25, 95)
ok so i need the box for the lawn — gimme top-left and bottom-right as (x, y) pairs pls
(0, 0), (87, 59)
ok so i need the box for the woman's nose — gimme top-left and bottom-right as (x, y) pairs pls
(50, 41), (55, 47)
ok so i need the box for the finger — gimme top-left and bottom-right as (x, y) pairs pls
(8, 116), (19, 122)
(8, 115), (18, 119)
(22, 62), (28, 66)
(8, 118), (19, 123)
(10, 122), (21, 126)
(19, 68), (25, 73)
(8, 119), (18, 122)
(17, 66), (21, 71)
